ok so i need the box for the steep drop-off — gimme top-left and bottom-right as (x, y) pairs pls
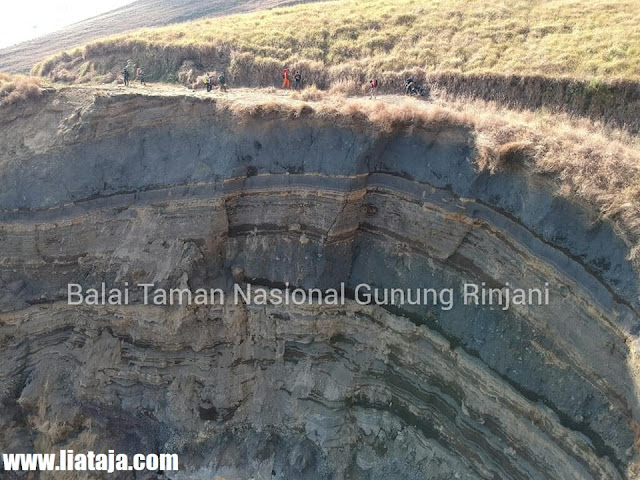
(1, 89), (640, 479)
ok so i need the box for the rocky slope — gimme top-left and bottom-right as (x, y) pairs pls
(1, 88), (639, 479)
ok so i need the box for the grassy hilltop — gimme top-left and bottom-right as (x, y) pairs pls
(34, 0), (640, 83)
(0, 0), (328, 73)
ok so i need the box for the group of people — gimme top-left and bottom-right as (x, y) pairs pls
(203, 72), (227, 92)
(282, 66), (381, 99)
(405, 77), (428, 96)
(122, 63), (426, 99)
(122, 66), (145, 87)
(278, 69), (424, 100)
(281, 68), (303, 90)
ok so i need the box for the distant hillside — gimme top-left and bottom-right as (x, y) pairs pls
(35, 0), (640, 81)
(0, 0), (324, 73)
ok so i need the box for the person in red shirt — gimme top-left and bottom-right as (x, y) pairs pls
(282, 67), (291, 89)
(136, 66), (146, 86)
(369, 78), (378, 99)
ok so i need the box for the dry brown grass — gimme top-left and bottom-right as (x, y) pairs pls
(292, 84), (325, 102)
(223, 93), (472, 136)
(330, 98), (472, 132)
(225, 96), (314, 122)
(0, 73), (44, 106)
(458, 97), (640, 259)
(327, 78), (366, 97)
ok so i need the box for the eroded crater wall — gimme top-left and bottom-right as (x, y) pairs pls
(1, 91), (639, 479)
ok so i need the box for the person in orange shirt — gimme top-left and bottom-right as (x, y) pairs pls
(281, 67), (291, 89)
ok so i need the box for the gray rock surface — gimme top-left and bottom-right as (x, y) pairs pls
(1, 89), (639, 479)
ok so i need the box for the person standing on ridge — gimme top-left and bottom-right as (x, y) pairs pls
(218, 73), (227, 92)
(282, 67), (291, 89)
(204, 73), (212, 92)
(137, 67), (146, 86)
(369, 78), (378, 99)
(123, 67), (130, 87)
(294, 70), (302, 90)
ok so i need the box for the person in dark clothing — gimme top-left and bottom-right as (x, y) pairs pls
(405, 77), (415, 95)
(123, 68), (130, 86)
(404, 77), (428, 97)
(218, 73), (227, 92)
(294, 70), (302, 90)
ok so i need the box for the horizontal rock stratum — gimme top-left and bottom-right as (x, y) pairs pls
(1, 87), (639, 479)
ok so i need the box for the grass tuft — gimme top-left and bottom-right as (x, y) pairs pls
(0, 73), (45, 106)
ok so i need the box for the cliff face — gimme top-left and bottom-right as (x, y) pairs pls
(1, 89), (639, 479)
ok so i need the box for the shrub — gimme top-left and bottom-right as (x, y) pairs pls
(328, 78), (365, 97)
(52, 69), (77, 83)
(292, 84), (325, 101)
(287, 58), (329, 89)
(0, 74), (43, 106)
(229, 52), (283, 87)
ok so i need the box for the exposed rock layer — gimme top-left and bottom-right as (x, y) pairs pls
(1, 90), (639, 479)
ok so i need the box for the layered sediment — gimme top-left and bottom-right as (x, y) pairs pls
(1, 89), (639, 479)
